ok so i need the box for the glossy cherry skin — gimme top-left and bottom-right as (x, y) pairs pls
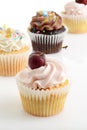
(76, 0), (87, 4)
(28, 51), (46, 69)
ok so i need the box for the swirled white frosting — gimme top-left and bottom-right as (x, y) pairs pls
(0, 28), (28, 52)
(64, 1), (87, 15)
(16, 58), (67, 89)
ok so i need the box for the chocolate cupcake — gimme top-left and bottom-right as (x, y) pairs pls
(27, 11), (68, 54)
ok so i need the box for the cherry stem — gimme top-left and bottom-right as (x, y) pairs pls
(62, 45), (68, 49)
(40, 52), (44, 56)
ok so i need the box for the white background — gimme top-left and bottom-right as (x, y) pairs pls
(0, 0), (87, 130)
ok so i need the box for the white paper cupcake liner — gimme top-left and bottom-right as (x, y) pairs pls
(16, 77), (70, 100)
(28, 27), (68, 54)
(16, 78), (70, 116)
(62, 13), (87, 33)
(0, 51), (29, 76)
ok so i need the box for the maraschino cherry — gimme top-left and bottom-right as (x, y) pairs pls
(76, 0), (87, 5)
(28, 51), (46, 69)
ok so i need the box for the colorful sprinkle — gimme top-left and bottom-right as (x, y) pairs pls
(38, 21), (41, 24)
(43, 30), (45, 33)
(32, 28), (36, 32)
(16, 32), (19, 35)
(0, 27), (2, 30)
(49, 13), (54, 17)
(44, 18), (49, 23)
(5, 28), (13, 38)
(20, 36), (23, 40)
(3, 24), (7, 30)
(13, 32), (16, 37)
(37, 31), (40, 34)
(5, 34), (11, 38)
(50, 32), (52, 35)
(53, 16), (56, 21)
(0, 30), (3, 34)
(13, 37), (17, 40)
(0, 27), (4, 34)
(38, 11), (43, 15)
(42, 11), (48, 17)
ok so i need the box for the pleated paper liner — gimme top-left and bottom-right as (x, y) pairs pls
(62, 13), (87, 33)
(16, 79), (70, 117)
(28, 27), (68, 54)
(0, 46), (30, 76)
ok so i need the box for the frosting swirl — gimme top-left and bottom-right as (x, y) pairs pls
(64, 1), (87, 15)
(30, 11), (62, 31)
(17, 58), (67, 89)
(0, 27), (28, 52)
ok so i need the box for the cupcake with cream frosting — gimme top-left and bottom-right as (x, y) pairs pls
(61, 1), (87, 33)
(27, 10), (68, 54)
(16, 51), (70, 117)
(0, 25), (30, 76)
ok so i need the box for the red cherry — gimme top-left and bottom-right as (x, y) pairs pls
(76, 0), (87, 4)
(28, 51), (46, 69)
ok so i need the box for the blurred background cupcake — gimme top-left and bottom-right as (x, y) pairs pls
(0, 25), (30, 76)
(61, 0), (87, 33)
(16, 51), (70, 117)
(27, 10), (68, 54)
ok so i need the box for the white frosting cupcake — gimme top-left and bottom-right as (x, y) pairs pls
(0, 25), (30, 76)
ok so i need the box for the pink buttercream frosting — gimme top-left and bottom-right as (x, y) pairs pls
(64, 1), (87, 15)
(16, 58), (67, 89)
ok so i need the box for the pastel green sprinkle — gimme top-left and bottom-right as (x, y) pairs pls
(13, 37), (17, 40)
(20, 36), (23, 39)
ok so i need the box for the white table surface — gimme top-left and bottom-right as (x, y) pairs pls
(0, 0), (87, 129)
(0, 32), (87, 130)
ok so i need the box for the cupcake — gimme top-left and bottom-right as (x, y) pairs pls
(61, 0), (87, 33)
(27, 11), (68, 54)
(16, 51), (70, 117)
(0, 25), (30, 76)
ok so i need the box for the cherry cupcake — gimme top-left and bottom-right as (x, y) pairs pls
(61, 0), (87, 33)
(16, 51), (70, 117)
(27, 11), (68, 54)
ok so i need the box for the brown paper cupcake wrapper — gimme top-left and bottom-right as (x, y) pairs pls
(28, 27), (68, 54)
(16, 80), (70, 117)
(0, 51), (29, 76)
(62, 13), (87, 33)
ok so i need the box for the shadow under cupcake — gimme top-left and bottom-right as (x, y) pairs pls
(28, 11), (68, 54)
